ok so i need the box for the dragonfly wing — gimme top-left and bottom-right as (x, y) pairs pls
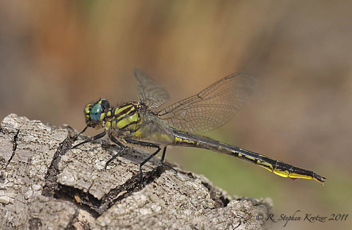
(135, 112), (175, 145)
(158, 73), (257, 134)
(134, 69), (170, 108)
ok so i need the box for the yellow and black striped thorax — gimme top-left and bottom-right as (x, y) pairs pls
(105, 101), (143, 132)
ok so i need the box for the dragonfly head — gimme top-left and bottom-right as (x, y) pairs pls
(84, 99), (110, 129)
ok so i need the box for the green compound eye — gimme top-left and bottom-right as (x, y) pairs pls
(90, 104), (102, 122)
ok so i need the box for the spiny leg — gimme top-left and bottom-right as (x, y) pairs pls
(73, 126), (88, 142)
(160, 147), (177, 174)
(124, 138), (161, 184)
(105, 133), (126, 169)
(71, 130), (107, 149)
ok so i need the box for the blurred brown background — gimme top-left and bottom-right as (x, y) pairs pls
(0, 1), (351, 229)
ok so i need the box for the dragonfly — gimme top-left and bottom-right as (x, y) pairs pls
(72, 69), (326, 185)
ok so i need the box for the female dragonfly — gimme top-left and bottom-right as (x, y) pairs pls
(73, 69), (326, 185)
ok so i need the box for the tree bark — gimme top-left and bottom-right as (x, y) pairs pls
(0, 114), (272, 230)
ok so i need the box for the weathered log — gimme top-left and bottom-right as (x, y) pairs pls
(0, 114), (272, 229)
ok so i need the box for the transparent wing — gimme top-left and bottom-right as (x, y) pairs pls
(158, 73), (257, 134)
(137, 112), (176, 145)
(134, 69), (170, 108)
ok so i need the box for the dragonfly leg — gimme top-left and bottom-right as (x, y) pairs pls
(124, 138), (161, 184)
(161, 147), (177, 174)
(71, 130), (106, 149)
(105, 133), (126, 169)
(73, 125), (88, 141)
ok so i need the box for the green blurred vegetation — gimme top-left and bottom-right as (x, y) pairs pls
(0, 1), (351, 229)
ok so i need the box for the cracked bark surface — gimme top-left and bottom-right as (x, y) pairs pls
(0, 114), (272, 230)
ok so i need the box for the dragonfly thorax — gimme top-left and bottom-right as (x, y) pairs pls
(106, 101), (143, 133)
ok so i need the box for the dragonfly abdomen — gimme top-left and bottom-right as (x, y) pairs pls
(172, 129), (325, 185)
(222, 144), (326, 184)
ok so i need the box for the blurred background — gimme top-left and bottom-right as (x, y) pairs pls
(0, 1), (351, 229)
